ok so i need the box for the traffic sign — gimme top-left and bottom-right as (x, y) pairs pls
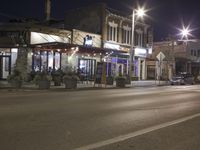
(156, 52), (165, 61)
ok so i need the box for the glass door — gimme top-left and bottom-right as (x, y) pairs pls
(78, 58), (96, 81)
(0, 56), (11, 79)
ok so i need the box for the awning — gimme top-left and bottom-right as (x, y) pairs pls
(31, 42), (129, 56)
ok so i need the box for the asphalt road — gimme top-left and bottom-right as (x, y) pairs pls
(0, 85), (200, 150)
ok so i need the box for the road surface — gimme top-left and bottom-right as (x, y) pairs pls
(0, 85), (200, 150)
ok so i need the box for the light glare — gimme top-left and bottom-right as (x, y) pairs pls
(136, 8), (145, 17)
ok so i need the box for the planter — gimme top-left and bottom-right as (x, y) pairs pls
(64, 78), (77, 89)
(106, 77), (114, 85)
(38, 80), (50, 89)
(11, 80), (22, 88)
(116, 77), (126, 88)
(52, 74), (63, 86)
(54, 80), (61, 86)
(53, 76), (62, 86)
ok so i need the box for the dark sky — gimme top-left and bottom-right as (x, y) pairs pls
(0, 0), (200, 41)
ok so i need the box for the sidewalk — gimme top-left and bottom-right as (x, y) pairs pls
(0, 80), (169, 91)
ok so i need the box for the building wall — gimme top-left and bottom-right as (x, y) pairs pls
(72, 29), (101, 48)
(64, 3), (104, 34)
(153, 40), (200, 78)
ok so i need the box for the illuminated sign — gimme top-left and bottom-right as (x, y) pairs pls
(83, 35), (93, 46)
(135, 48), (147, 57)
(104, 42), (120, 50)
(30, 32), (69, 44)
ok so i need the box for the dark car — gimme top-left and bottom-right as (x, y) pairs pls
(170, 73), (195, 85)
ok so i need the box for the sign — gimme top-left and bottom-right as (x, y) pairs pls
(30, 32), (69, 44)
(156, 52), (165, 61)
(135, 48), (147, 57)
(83, 35), (93, 46)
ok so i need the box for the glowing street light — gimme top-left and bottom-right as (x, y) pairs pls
(180, 26), (191, 39)
(178, 25), (193, 41)
(129, 7), (147, 82)
(136, 8), (146, 18)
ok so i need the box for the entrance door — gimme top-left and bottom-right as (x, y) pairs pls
(78, 59), (96, 81)
(0, 56), (11, 79)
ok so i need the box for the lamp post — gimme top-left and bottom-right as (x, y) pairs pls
(129, 7), (146, 82)
(179, 25), (192, 73)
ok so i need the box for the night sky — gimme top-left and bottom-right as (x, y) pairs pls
(0, 0), (200, 41)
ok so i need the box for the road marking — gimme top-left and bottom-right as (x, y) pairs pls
(74, 113), (200, 150)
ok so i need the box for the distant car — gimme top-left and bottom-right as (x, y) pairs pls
(170, 73), (195, 85)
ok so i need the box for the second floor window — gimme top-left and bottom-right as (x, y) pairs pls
(136, 29), (143, 47)
(122, 25), (131, 45)
(108, 21), (118, 42)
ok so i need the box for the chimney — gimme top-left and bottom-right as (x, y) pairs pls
(45, 0), (51, 21)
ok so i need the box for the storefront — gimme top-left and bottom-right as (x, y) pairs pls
(31, 43), (105, 81)
(32, 50), (61, 72)
(0, 48), (18, 79)
(78, 58), (96, 80)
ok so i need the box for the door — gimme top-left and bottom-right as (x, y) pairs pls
(78, 58), (96, 81)
(0, 56), (11, 79)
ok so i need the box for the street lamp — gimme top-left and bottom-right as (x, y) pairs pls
(129, 7), (146, 82)
(178, 25), (192, 41)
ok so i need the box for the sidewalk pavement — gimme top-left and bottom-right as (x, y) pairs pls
(0, 80), (169, 91)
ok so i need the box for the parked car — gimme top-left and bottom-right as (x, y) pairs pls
(170, 73), (195, 85)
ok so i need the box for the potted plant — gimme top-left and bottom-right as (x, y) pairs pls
(7, 69), (23, 88)
(106, 76), (114, 85)
(34, 71), (52, 89)
(125, 74), (131, 84)
(115, 75), (126, 88)
(63, 72), (79, 89)
(52, 69), (64, 86)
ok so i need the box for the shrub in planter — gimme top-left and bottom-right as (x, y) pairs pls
(106, 76), (114, 85)
(34, 71), (52, 89)
(7, 69), (23, 88)
(52, 69), (64, 86)
(63, 74), (79, 89)
(115, 76), (126, 88)
(124, 74), (131, 84)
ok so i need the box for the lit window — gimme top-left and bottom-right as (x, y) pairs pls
(108, 21), (118, 42)
(136, 29), (143, 47)
(122, 25), (131, 45)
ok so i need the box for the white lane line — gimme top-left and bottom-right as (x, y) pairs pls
(74, 113), (200, 150)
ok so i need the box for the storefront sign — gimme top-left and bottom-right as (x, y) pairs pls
(83, 35), (93, 46)
(30, 32), (69, 44)
(134, 48), (147, 57)
(104, 42), (120, 50)
(73, 29), (101, 48)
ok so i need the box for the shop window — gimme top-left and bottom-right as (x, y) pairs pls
(55, 52), (61, 70)
(33, 50), (61, 72)
(48, 51), (54, 71)
(11, 48), (18, 70)
(41, 51), (48, 71)
(33, 51), (41, 71)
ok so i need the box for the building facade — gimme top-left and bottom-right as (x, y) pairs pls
(152, 40), (200, 80)
(0, 22), (121, 81)
(0, 3), (153, 81)
(65, 3), (153, 80)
